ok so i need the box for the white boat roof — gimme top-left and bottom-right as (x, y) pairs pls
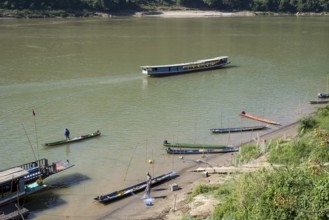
(0, 167), (29, 184)
(141, 56), (228, 68)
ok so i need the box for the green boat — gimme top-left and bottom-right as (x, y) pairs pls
(163, 140), (232, 149)
(44, 130), (101, 146)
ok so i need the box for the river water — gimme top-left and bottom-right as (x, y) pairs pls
(0, 16), (328, 219)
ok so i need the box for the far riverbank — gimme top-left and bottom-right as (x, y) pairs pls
(0, 8), (328, 19)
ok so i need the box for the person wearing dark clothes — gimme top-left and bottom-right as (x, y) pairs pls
(65, 128), (70, 140)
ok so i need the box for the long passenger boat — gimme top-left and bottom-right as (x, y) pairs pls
(163, 140), (232, 149)
(2, 158), (74, 185)
(141, 56), (230, 77)
(240, 111), (281, 126)
(44, 130), (101, 146)
(210, 125), (268, 133)
(166, 147), (238, 154)
(0, 167), (47, 207)
(94, 171), (177, 204)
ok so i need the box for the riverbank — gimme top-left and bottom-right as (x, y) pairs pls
(1, 8), (328, 19)
(58, 10), (329, 18)
(93, 121), (300, 220)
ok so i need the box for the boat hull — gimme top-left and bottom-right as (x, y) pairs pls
(310, 100), (329, 104)
(45, 130), (101, 146)
(210, 125), (268, 133)
(163, 140), (231, 149)
(94, 171), (177, 204)
(240, 113), (280, 126)
(166, 147), (238, 154)
(141, 56), (230, 77)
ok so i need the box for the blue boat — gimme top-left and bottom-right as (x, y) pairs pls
(318, 93), (329, 98)
(166, 147), (238, 154)
(141, 56), (230, 77)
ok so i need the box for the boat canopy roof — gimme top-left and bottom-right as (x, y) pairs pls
(0, 167), (29, 184)
(141, 56), (228, 69)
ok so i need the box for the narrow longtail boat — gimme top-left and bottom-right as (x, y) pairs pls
(210, 125), (268, 133)
(166, 147), (238, 154)
(240, 111), (281, 126)
(163, 140), (232, 149)
(94, 171), (177, 204)
(310, 100), (329, 104)
(44, 130), (101, 146)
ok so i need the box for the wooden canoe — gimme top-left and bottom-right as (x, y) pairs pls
(310, 100), (329, 104)
(163, 140), (231, 149)
(44, 130), (101, 146)
(210, 125), (268, 133)
(166, 147), (238, 154)
(94, 171), (177, 204)
(240, 112), (281, 126)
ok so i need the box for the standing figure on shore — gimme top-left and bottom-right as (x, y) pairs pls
(145, 172), (152, 199)
(65, 128), (70, 141)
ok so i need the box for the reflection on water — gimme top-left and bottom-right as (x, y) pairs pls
(65, 145), (71, 156)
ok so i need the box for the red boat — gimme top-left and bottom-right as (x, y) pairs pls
(240, 111), (281, 126)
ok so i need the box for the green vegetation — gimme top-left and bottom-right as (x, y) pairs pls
(187, 106), (329, 219)
(0, 0), (328, 18)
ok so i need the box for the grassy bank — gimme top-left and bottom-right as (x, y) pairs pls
(186, 106), (329, 219)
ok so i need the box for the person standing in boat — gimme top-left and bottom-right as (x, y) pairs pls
(65, 128), (70, 140)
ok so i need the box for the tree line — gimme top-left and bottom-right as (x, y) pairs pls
(0, 0), (328, 13)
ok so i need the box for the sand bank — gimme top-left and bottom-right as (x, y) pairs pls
(134, 10), (256, 18)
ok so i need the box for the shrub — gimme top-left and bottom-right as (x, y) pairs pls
(298, 116), (318, 134)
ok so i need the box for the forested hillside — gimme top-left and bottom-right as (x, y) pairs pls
(0, 0), (328, 13)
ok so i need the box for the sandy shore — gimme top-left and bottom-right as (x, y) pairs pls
(127, 10), (327, 18)
(93, 121), (299, 220)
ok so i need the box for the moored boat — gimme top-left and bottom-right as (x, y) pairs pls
(166, 147), (238, 154)
(44, 130), (101, 146)
(318, 93), (329, 98)
(240, 111), (281, 126)
(1, 158), (74, 186)
(310, 100), (329, 104)
(163, 140), (232, 149)
(141, 56), (230, 77)
(0, 167), (47, 207)
(20, 158), (74, 184)
(94, 171), (177, 204)
(210, 125), (268, 133)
